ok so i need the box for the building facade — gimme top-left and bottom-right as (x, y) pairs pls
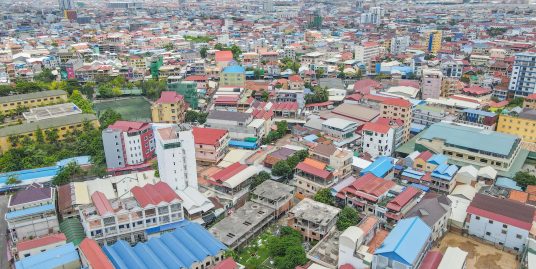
(509, 53), (536, 97)
(151, 91), (187, 124)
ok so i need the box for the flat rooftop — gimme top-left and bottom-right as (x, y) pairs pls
(209, 201), (274, 247)
(23, 103), (81, 122)
(252, 180), (294, 202)
(289, 198), (341, 226)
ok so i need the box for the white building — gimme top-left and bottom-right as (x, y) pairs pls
(390, 36), (410, 55)
(509, 52), (536, 97)
(355, 42), (380, 65)
(361, 122), (395, 158)
(466, 193), (534, 252)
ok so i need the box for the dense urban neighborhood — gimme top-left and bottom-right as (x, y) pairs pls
(1, 0), (536, 269)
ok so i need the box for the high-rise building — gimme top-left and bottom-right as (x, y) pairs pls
(356, 0), (364, 11)
(421, 69), (443, 99)
(508, 52), (536, 97)
(58, 0), (74, 11)
(390, 36), (410, 55)
(425, 30), (442, 54)
(263, 0), (274, 12)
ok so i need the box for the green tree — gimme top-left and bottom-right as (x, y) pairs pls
(6, 175), (20, 185)
(99, 109), (122, 129)
(152, 160), (159, 177)
(267, 227), (307, 269)
(34, 128), (45, 144)
(508, 97), (524, 108)
(185, 110), (208, 124)
(34, 69), (56, 83)
(69, 90), (94, 113)
(250, 171), (271, 190)
(313, 188), (334, 206)
(315, 68), (325, 78)
(272, 160), (292, 178)
(261, 91), (269, 102)
(163, 43), (174, 51)
(52, 162), (85, 186)
(200, 47), (208, 59)
(44, 129), (59, 144)
(0, 84), (13, 96)
(337, 206), (360, 231)
(514, 171), (536, 190)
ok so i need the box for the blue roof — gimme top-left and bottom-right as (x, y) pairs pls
(56, 156), (91, 167)
(409, 183), (430, 192)
(431, 163), (458, 181)
(103, 220), (226, 269)
(420, 123), (519, 157)
(6, 204), (55, 220)
(374, 217), (431, 266)
(360, 156), (394, 178)
(401, 169), (425, 180)
(223, 66), (245, 73)
(410, 123), (426, 133)
(303, 134), (319, 142)
(0, 156), (91, 185)
(427, 154), (448, 166)
(229, 140), (258, 149)
(15, 242), (79, 269)
(495, 177), (522, 191)
(462, 108), (496, 118)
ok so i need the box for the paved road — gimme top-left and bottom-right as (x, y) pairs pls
(0, 195), (9, 269)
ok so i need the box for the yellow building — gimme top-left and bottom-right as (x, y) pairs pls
(0, 90), (68, 114)
(497, 108), (536, 143)
(220, 66), (246, 88)
(0, 113), (99, 152)
(380, 98), (413, 143)
(151, 91), (186, 124)
(425, 30), (442, 54)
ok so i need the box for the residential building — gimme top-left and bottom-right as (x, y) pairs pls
(385, 187), (422, 226)
(372, 217), (431, 269)
(470, 55), (491, 67)
(355, 42), (380, 65)
(205, 110), (265, 141)
(295, 158), (335, 198)
(416, 122), (522, 172)
(14, 243), (81, 269)
(338, 216), (382, 269)
(524, 94), (536, 109)
(509, 52), (536, 97)
(441, 77), (464, 97)
(335, 174), (395, 216)
(456, 109), (497, 130)
(440, 58), (463, 78)
(466, 193), (535, 252)
(287, 198), (340, 241)
(103, 220), (227, 269)
(321, 118), (359, 147)
(405, 194), (451, 241)
(151, 91), (187, 124)
(421, 69), (443, 100)
(250, 180), (294, 216)
(205, 162), (262, 207)
(102, 121), (155, 174)
(6, 184), (59, 243)
(168, 81), (199, 109)
(362, 122), (395, 158)
(390, 36), (410, 55)
(192, 127), (230, 165)
(380, 98), (412, 143)
(310, 143), (353, 179)
(78, 182), (184, 246)
(15, 233), (67, 259)
(0, 90), (68, 114)
(497, 108), (536, 143)
(425, 30), (442, 54)
(412, 105), (452, 127)
(220, 66), (246, 88)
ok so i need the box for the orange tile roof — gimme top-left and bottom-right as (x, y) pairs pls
(509, 190), (529, 204)
(302, 157), (327, 170)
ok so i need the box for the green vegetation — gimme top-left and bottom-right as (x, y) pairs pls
(262, 120), (288, 144)
(266, 227), (307, 269)
(236, 230), (274, 269)
(98, 109), (122, 129)
(200, 47), (208, 59)
(69, 90), (94, 113)
(305, 86), (328, 104)
(184, 35), (215, 43)
(6, 175), (20, 185)
(271, 150), (308, 179)
(336, 206), (360, 231)
(514, 171), (536, 190)
(0, 121), (105, 173)
(34, 69), (57, 83)
(52, 162), (85, 186)
(185, 110), (208, 124)
(507, 97), (524, 108)
(250, 171), (272, 190)
(313, 188), (335, 206)
(214, 43), (242, 61)
(93, 97), (152, 122)
(486, 27), (507, 37)
(280, 57), (300, 74)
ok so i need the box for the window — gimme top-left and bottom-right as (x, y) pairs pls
(489, 220), (493, 224)
(503, 224), (507, 228)
(475, 216), (480, 220)
(516, 234), (523, 239)
(486, 232), (491, 236)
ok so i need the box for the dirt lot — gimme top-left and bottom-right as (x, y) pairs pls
(435, 233), (518, 269)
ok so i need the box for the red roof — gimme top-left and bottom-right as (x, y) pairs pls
(420, 251), (443, 269)
(382, 98), (411, 107)
(107, 121), (151, 133)
(272, 101), (299, 111)
(416, 151), (433, 162)
(305, 101), (333, 108)
(343, 174), (395, 202)
(296, 162), (332, 179)
(288, 75), (303, 83)
(192, 127), (228, 146)
(339, 264), (355, 269)
(156, 91), (184, 104)
(362, 122), (391, 134)
(184, 75), (207, 81)
(353, 79), (381, 94)
(462, 86), (491, 95)
(386, 187), (421, 212)
(467, 193), (535, 230)
(16, 233), (66, 252)
(91, 191), (114, 216)
(131, 182), (181, 208)
(527, 93), (536, 100)
(215, 51), (233, 62)
(214, 258), (238, 269)
(211, 162), (248, 182)
(79, 238), (114, 269)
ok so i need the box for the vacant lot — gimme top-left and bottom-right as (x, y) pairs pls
(236, 230), (274, 269)
(436, 233), (518, 269)
(94, 97), (152, 122)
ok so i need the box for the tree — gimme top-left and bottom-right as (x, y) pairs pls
(276, 120), (288, 137)
(315, 68), (325, 78)
(6, 175), (20, 185)
(514, 171), (536, 190)
(200, 47), (208, 59)
(261, 91), (269, 102)
(250, 171), (271, 190)
(99, 109), (122, 129)
(313, 188), (334, 206)
(305, 86), (328, 104)
(34, 128), (45, 144)
(52, 162), (85, 186)
(508, 97), (524, 108)
(152, 160), (159, 177)
(34, 69), (56, 83)
(267, 227), (307, 269)
(69, 90), (94, 113)
(272, 160), (292, 178)
(163, 43), (174, 51)
(44, 129), (59, 144)
(336, 206), (360, 231)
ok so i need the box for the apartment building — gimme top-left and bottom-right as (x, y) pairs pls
(380, 98), (412, 143)
(456, 109), (497, 130)
(497, 108), (536, 143)
(0, 90), (68, 114)
(79, 182), (184, 246)
(205, 110), (265, 141)
(321, 118), (359, 147)
(335, 174), (395, 216)
(421, 69), (443, 100)
(295, 158), (335, 198)
(192, 127), (230, 165)
(151, 91), (187, 124)
(390, 36), (410, 55)
(405, 194), (451, 242)
(0, 113), (99, 153)
(288, 198), (340, 241)
(440, 58), (463, 78)
(355, 42), (380, 65)
(6, 184), (59, 243)
(441, 77), (464, 97)
(205, 162), (262, 207)
(362, 122), (395, 158)
(310, 143), (353, 180)
(412, 104), (452, 127)
(509, 53), (536, 97)
(220, 66), (246, 88)
(425, 30), (442, 54)
(385, 187), (422, 226)
(102, 121), (155, 173)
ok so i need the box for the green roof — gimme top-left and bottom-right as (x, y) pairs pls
(0, 90), (67, 104)
(59, 218), (86, 246)
(419, 122), (519, 157)
(0, 113), (97, 137)
(447, 149), (529, 178)
(396, 131), (425, 156)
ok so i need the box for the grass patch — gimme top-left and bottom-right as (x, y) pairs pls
(94, 97), (151, 122)
(236, 230), (275, 269)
